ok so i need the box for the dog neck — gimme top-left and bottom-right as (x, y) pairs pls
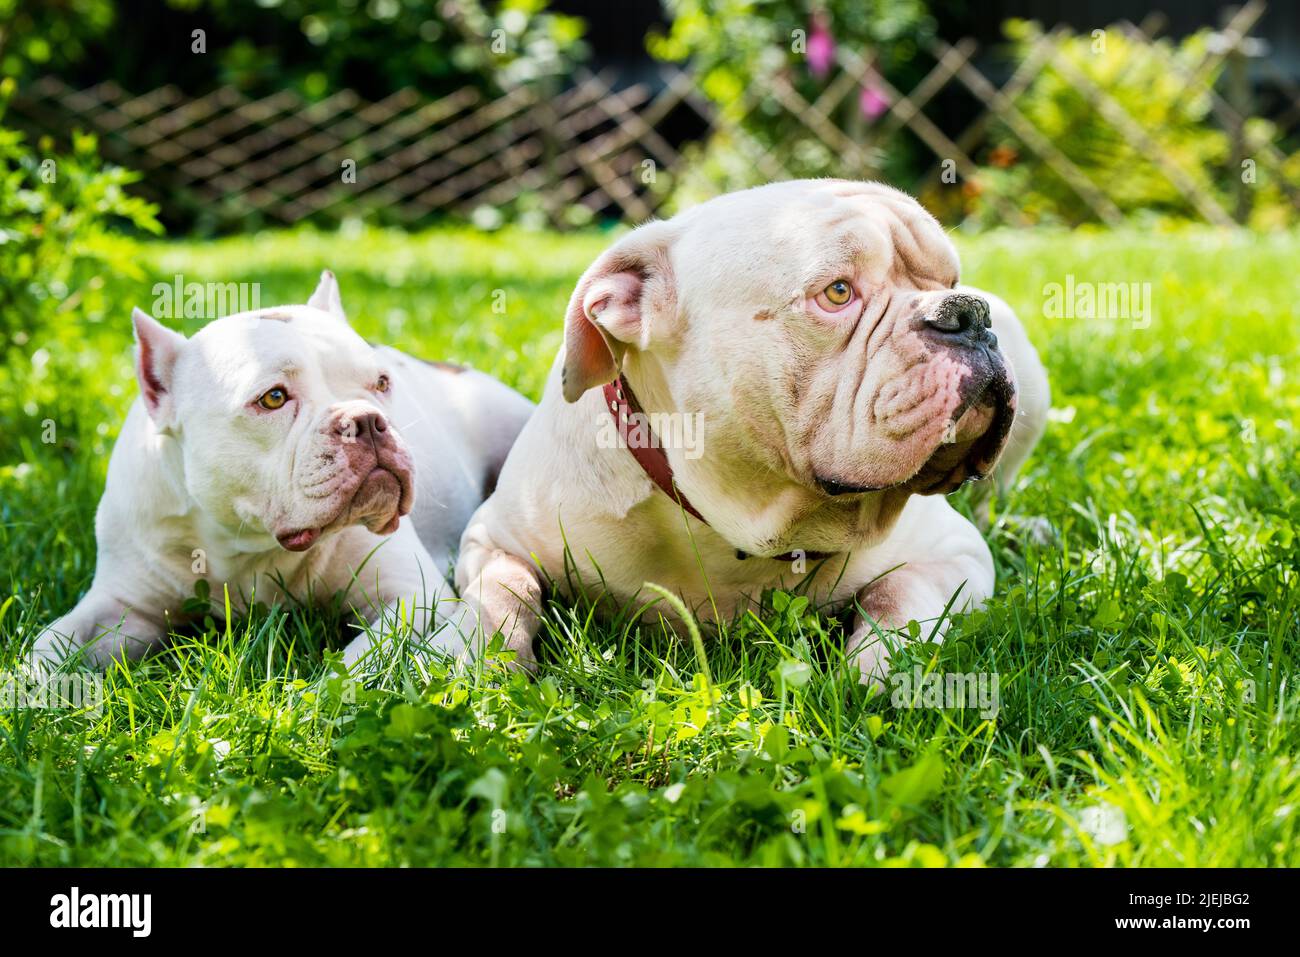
(602, 372), (841, 562)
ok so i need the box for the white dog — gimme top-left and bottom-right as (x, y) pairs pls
(455, 180), (1049, 683)
(31, 272), (533, 670)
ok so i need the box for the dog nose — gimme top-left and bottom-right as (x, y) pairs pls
(338, 410), (387, 440)
(924, 294), (993, 344)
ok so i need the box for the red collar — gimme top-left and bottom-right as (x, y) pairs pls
(601, 374), (833, 563)
(602, 375), (707, 524)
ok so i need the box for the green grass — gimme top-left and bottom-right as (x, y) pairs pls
(2, 224), (1298, 866)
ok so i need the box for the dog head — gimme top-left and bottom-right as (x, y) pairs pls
(561, 180), (1017, 550)
(131, 271), (414, 552)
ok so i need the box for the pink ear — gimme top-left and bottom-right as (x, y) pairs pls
(561, 223), (675, 403)
(132, 308), (187, 426)
(561, 265), (640, 402)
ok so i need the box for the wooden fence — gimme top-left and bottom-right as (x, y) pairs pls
(9, 0), (1297, 230)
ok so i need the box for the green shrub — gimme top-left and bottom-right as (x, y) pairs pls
(0, 0), (115, 80)
(650, 0), (935, 208)
(951, 21), (1299, 228)
(8, 0), (589, 101)
(0, 78), (160, 462)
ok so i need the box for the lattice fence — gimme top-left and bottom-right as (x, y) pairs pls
(9, 0), (1296, 230)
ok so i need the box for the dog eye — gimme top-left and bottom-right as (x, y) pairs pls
(257, 387), (289, 410)
(375, 374), (390, 393)
(825, 280), (852, 305)
(814, 279), (856, 311)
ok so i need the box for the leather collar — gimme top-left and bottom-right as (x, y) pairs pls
(601, 374), (834, 563)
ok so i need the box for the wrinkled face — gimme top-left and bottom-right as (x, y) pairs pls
(165, 307), (414, 551)
(668, 180), (1016, 497)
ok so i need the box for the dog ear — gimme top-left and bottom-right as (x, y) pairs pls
(561, 220), (676, 402)
(132, 308), (187, 428)
(307, 269), (347, 321)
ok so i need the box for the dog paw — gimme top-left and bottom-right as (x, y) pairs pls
(25, 629), (74, 676)
(340, 637), (369, 671)
(846, 620), (900, 692)
(465, 632), (538, 677)
(998, 513), (1058, 550)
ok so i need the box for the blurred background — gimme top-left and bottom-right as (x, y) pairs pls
(3, 0), (1298, 239)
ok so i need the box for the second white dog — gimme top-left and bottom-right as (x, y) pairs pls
(32, 271), (533, 670)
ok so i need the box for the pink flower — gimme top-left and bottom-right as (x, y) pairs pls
(807, 15), (835, 78)
(859, 83), (890, 121)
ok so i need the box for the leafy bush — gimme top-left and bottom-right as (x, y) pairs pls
(0, 78), (160, 463)
(5, 0), (588, 101)
(0, 0), (115, 79)
(650, 0), (935, 207)
(949, 21), (1299, 228)
(204, 0), (588, 98)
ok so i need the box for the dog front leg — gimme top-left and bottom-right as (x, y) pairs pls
(847, 509), (995, 687)
(29, 589), (166, 672)
(454, 531), (543, 673)
(339, 530), (468, 669)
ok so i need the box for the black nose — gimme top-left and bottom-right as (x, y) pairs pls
(923, 294), (993, 343)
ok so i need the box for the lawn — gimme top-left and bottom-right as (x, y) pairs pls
(1, 224), (1297, 866)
